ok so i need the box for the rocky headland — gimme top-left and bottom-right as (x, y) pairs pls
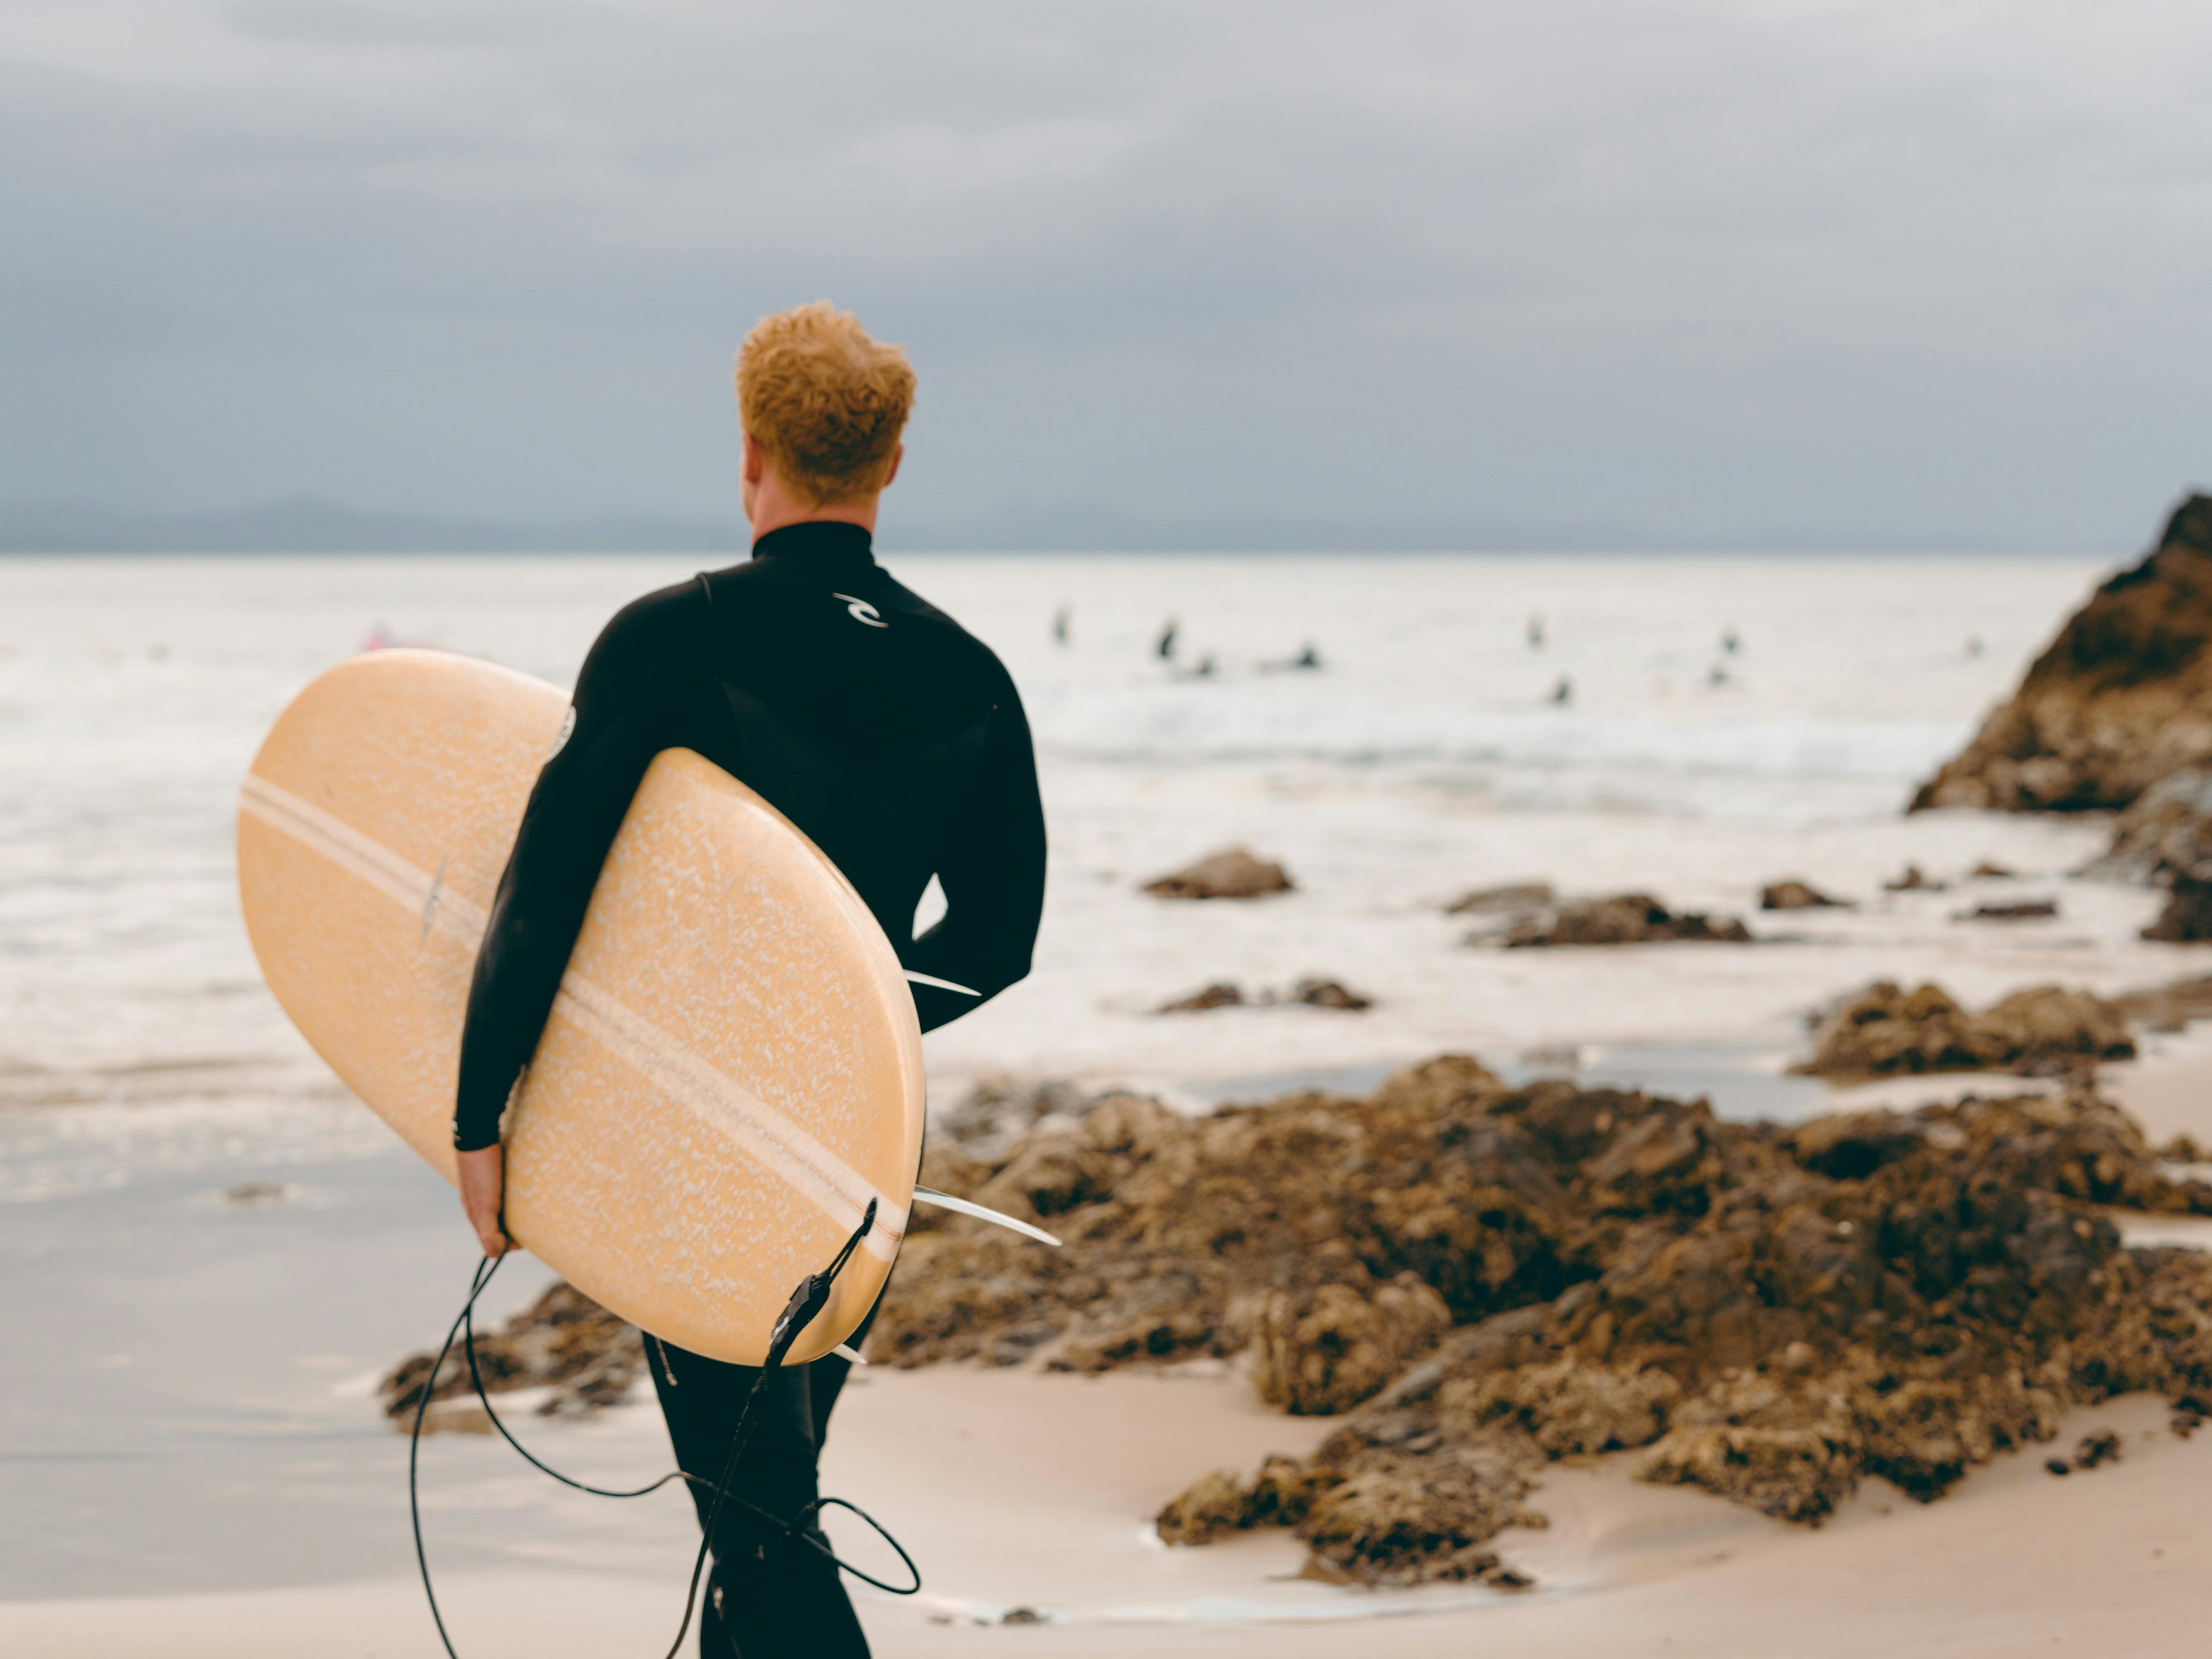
(1913, 494), (2212, 813)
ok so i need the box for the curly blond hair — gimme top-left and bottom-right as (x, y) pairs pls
(736, 301), (915, 506)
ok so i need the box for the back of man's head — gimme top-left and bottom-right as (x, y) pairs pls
(736, 302), (915, 507)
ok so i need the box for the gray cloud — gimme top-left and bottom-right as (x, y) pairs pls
(4, 0), (2211, 544)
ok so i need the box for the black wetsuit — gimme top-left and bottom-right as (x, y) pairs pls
(453, 520), (1047, 1657)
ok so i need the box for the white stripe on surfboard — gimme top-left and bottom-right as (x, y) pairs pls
(902, 970), (979, 996)
(239, 773), (906, 1258)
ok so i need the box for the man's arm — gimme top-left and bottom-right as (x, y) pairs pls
(902, 676), (1047, 1031)
(451, 588), (695, 1248)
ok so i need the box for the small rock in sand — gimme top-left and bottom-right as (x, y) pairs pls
(1160, 979), (1373, 1013)
(222, 1180), (289, 1209)
(1955, 899), (2059, 922)
(1972, 861), (2016, 878)
(1445, 881), (1554, 916)
(1760, 880), (1851, 911)
(1160, 982), (1245, 1013)
(1282, 978), (1372, 1011)
(1498, 894), (1753, 948)
(2072, 1429), (2124, 1470)
(1142, 846), (1294, 900)
(1884, 864), (1945, 892)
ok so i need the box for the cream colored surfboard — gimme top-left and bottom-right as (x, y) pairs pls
(236, 648), (923, 1366)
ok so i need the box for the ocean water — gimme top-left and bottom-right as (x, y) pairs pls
(8, 547), (2212, 1601)
(2, 548), (2197, 1149)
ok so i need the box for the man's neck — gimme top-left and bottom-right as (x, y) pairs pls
(745, 487), (880, 544)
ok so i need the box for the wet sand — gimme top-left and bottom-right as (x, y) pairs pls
(0, 1373), (2203, 1657)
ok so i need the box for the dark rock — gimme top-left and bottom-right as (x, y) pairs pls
(2072, 1429), (2123, 1469)
(2046, 1459), (2071, 1475)
(1143, 847), (1294, 899)
(2085, 768), (2212, 890)
(1156, 1468), (1260, 1544)
(379, 1281), (645, 1423)
(1761, 880), (1851, 911)
(1159, 979), (1374, 1012)
(1160, 982), (1245, 1013)
(1445, 882), (1554, 916)
(2145, 877), (2212, 943)
(1284, 978), (1372, 1011)
(1795, 982), (2134, 1079)
(1955, 899), (2060, 922)
(1496, 894), (1754, 948)
(1972, 862), (2017, 879)
(1884, 864), (1946, 892)
(1913, 494), (2212, 811)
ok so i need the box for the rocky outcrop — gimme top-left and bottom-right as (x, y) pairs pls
(1142, 847), (1294, 899)
(1795, 982), (2134, 1079)
(388, 1057), (2212, 1584)
(870, 1056), (2212, 1583)
(1913, 494), (2212, 812)
(1487, 894), (1753, 947)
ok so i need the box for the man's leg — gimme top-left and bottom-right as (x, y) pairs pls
(806, 1286), (889, 1454)
(647, 1336), (869, 1659)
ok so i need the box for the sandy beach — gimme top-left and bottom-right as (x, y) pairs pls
(4, 1323), (2208, 1656)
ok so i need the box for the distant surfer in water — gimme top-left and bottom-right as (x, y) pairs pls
(450, 302), (1047, 1658)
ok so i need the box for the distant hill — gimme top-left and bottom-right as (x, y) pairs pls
(0, 499), (746, 555)
(0, 496), (2081, 555)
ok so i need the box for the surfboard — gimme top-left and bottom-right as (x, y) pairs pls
(236, 648), (924, 1366)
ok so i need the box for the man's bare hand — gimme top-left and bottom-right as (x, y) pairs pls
(457, 1144), (510, 1258)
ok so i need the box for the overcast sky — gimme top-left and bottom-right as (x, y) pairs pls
(5, 0), (2211, 545)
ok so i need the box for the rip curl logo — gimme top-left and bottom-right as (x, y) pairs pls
(831, 592), (888, 629)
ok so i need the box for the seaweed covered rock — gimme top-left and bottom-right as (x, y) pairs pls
(1796, 981), (2134, 1079)
(1913, 494), (2212, 812)
(379, 1281), (644, 1424)
(1492, 894), (1754, 948)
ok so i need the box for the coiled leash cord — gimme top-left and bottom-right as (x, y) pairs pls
(408, 1200), (919, 1659)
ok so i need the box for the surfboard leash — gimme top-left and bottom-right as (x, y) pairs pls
(407, 1200), (918, 1659)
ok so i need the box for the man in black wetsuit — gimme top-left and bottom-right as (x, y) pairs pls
(449, 301), (1047, 1658)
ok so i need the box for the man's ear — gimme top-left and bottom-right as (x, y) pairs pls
(741, 431), (766, 486)
(882, 443), (903, 490)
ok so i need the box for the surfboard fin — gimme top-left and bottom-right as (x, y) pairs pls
(832, 1342), (870, 1365)
(911, 1186), (1062, 1246)
(903, 970), (980, 996)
